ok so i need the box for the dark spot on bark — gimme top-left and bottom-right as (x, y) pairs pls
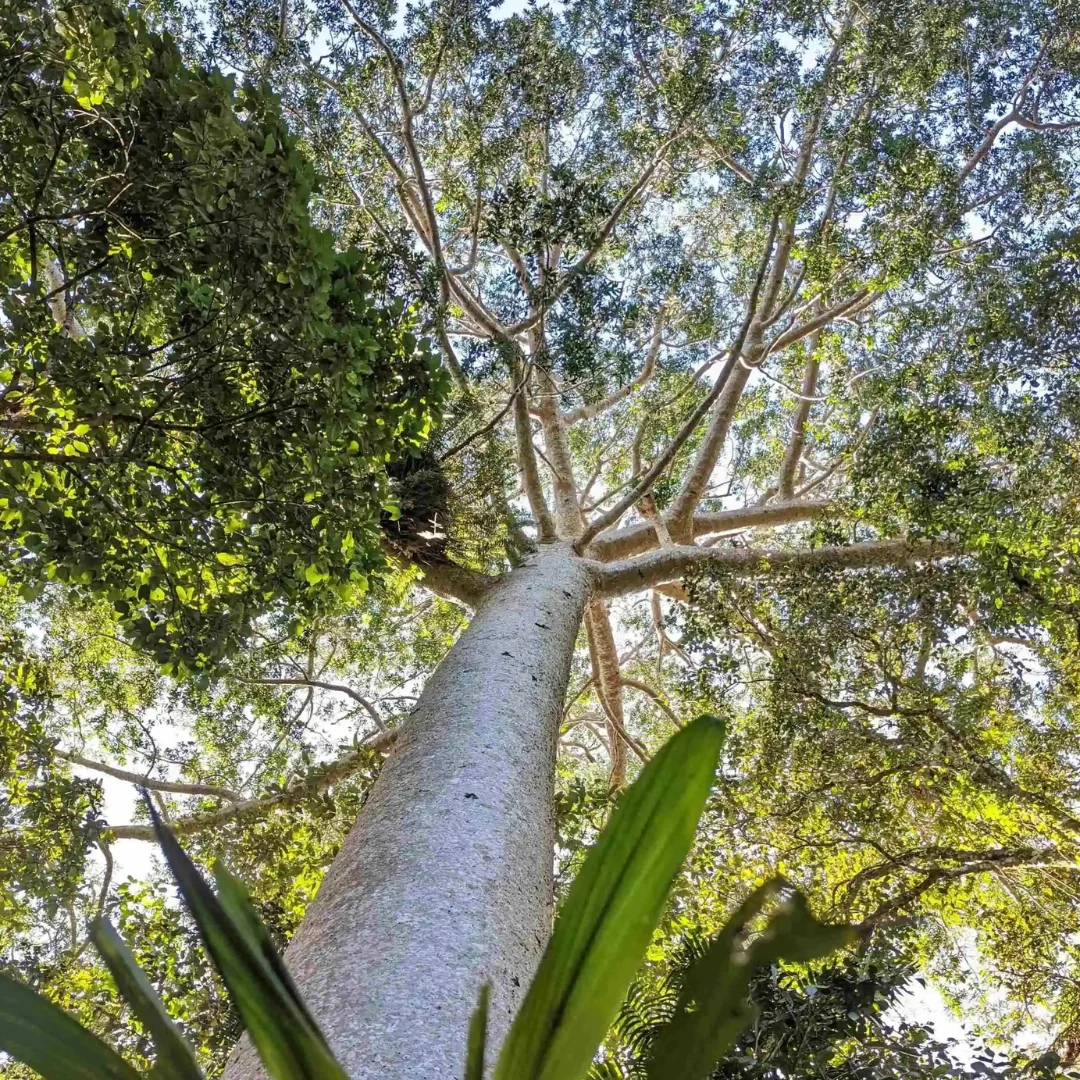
(502, 650), (514, 657)
(512, 976), (520, 987)
(531, 674), (537, 682)
(464, 792), (477, 799)
(535, 621), (550, 629)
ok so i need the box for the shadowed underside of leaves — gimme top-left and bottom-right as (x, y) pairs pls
(644, 881), (857, 1080)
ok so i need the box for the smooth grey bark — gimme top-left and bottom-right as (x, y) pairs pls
(224, 544), (592, 1080)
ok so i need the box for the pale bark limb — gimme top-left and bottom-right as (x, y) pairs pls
(777, 327), (823, 499)
(760, 265), (809, 331)
(439, 368), (529, 464)
(666, 357), (755, 538)
(596, 538), (958, 597)
(701, 135), (755, 184)
(562, 632), (653, 720)
(43, 258), (86, 339)
(957, 51), (1044, 183)
(588, 498), (833, 562)
(95, 839), (114, 918)
(668, 282), (869, 529)
(508, 347), (556, 541)
(1012, 114), (1080, 133)
(767, 289), (872, 354)
(563, 307), (667, 426)
(304, 62), (411, 188)
(630, 421), (674, 548)
(503, 135), (682, 338)
(448, 185), (483, 276)
(104, 728), (399, 841)
(754, 22), (844, 318)
(843, 842), (1074, 902)
(338, 0), (448, 299)
(654, 581), (689, 602)
(241, 680), (313, 795)
(305, 60), (505, 343)
(575, 214), (780, 553)
(247, 678), (384, 729)
(585, 599), (630, 788)
(857, 848), (1079, 930)
(577, 428), (623, 510)
(381, 541), (495, 608)
(435, 278), (470, 392)
(501, 241), (535, 294)
(664, 213), (781, 536)
(535, 363), (586, 538)
(668, 22), (850, 535)
(620, 677), (684, 730)
(56, 749), (242, 803)
(794, 685), (1080, 844)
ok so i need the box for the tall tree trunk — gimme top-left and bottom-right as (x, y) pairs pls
(225, 545), (591, 1080)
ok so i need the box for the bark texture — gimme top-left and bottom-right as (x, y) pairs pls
(224, 545), (591, 1080)
(584, 598), (629, 789)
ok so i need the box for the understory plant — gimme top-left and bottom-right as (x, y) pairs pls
(0, 715), (853, 1080)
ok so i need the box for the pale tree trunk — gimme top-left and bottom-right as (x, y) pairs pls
(224, 545), (591, 1080)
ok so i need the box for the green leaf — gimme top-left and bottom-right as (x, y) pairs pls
(494, 713), (727, 1080)
(212, 863), (316, 1028)
(147, 804), (349, 1080)
(0, 969), (142, 1080)
(215, 552), (245, 566)
(263, 133), (276, 154)
(89, 918), (204, 1080)
(464, 983), (490, 1080)
(644, 882), (856, 1080)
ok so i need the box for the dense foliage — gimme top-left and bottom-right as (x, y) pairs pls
(0, 0), (444, 669)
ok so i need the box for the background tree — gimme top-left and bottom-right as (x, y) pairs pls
(3, 0), (1080, 1077)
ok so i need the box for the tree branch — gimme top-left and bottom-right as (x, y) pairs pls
(777, 326), (823, 499)
(104, 730), (398, 841)
(575, 214), (779, 552)
(958, 48), (1046, 182)
(596, 538), (958, 597)
(381, 541), (496, 608)
(588, 498), (833, 562)
(56, 749), (242, 802)
(504, 134), (683, 338)
(857, 846), (1078, 929)
(248, 678), (384, 729)
(508, 348), (557, 541)
(620, 677), (683, 729)
(665, 214), (781, 535)
(584, 599), (631, 787)
(563, 306), (667, 426)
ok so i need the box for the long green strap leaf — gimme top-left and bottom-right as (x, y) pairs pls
(494, 713), (727, 1080)
(212, 863), (316, 1027)
(90, 917), (204, 1080)
(0, 969), (143, 1080)
(645, 881), (855, 1080)
(464, 982), (490, 1080)
(147, 802), (349, 1080)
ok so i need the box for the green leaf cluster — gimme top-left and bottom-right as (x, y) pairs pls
(0, 0), (446, 669)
